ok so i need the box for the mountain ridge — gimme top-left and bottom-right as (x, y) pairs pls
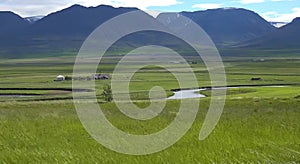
(0, 4), (161, 58)
(0, 5), (299, 58)
(0, 11), (30, 37)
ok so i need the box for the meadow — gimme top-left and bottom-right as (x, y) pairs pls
(0, 55), (300, 163)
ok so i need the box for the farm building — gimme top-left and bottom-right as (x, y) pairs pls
(93, 74), (110, 80)
(56, 75), (65, 81)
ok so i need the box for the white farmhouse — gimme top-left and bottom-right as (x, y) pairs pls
(56, 75), (65, 81)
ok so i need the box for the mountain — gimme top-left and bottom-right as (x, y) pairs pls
(235, 17), (300, 50)
(27, 5), (138, 37)
(157, 8), (276, 47)
(0, 5), (150, 58)
(0, 11), (29, 37)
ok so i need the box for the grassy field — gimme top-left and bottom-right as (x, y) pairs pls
(0, 55), (300, 163)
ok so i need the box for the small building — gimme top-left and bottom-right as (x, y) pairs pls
(93, 74), (110, 80)
(251, 77), (262, 81)
(56, 75), (65, 81)
(100, 74), (110, 79)
(260, 59), (265, 62)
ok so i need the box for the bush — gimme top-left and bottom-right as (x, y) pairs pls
(103, 84), (113, 102)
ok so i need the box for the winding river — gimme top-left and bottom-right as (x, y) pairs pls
(167, 85), (288, 100)
(167, 89), (206, 100)
(0, 85), (288, 99)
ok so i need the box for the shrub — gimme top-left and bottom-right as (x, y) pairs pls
(103, 84), (113, 102)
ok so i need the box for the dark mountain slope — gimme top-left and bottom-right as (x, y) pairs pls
(157, 8), (276, 46)
(0, 11), (29, 37)
(235, 17), (300, 49)
(27, 5), (138, 37)
(0, 5), (145, 58)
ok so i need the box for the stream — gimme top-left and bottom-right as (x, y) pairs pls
(167, 85), (287, 100)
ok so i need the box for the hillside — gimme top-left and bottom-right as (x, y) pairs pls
(0, 11), (29, 37)
(157, 8), (276, 47)
(0, 5), (194, 58)
(235, 17), (300, 50)
(27, 5), (138, 37)
(0, 5), (143, 58)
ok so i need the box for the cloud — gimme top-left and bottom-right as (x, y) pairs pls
(237, 0), (293, 3)
(262, 7), (300, 22)
(192, 3), (223, 10)
(237, 0), (265, 4)
(270, 0), (294, 1)
(0, 0), (182, 17)
(0, 4), (71, 17)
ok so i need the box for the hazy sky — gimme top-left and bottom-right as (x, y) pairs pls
(0, 0), (299, 22)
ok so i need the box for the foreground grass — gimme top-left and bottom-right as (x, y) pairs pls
(0, 98), (299, 163)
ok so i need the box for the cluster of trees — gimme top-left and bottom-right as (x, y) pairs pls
(103, 84), (113, 102)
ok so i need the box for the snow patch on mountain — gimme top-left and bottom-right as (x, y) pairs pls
(270, 22), (288, 28)
(25, 16), (44, 23)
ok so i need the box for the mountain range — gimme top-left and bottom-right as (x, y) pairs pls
(0, 4), (299, 58)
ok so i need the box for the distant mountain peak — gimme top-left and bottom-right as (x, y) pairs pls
(22, 4), (140, 37)
(210, 7), (246, 11)
(0, 11), (29, 37)
(221, 7), (242, 10)
(0, 11), (16, 15)
(59, 4), (87, 12)
(68, 4), (87, 9)
(66, 4), (138, 11)
(185, 7), (256, 14)
(0, 11), (24, 19)
(291, 17), (300, 24)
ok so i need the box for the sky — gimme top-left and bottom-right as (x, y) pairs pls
(0, 0), (299, 22)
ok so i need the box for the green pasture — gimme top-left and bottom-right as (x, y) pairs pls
(0, 55), (299, 163)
